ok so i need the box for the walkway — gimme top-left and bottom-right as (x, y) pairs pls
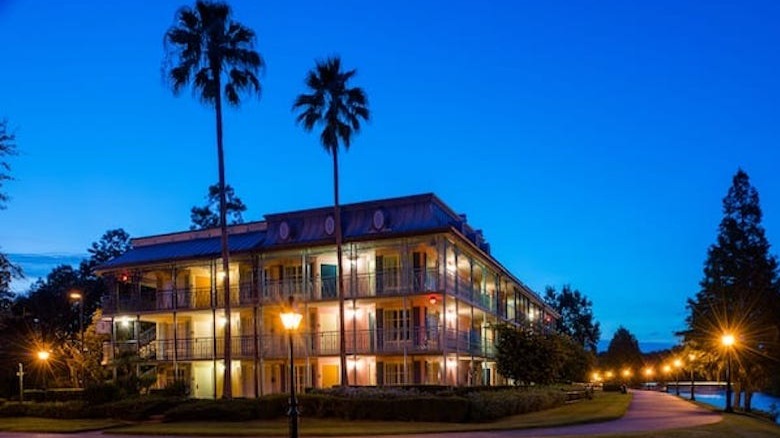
(362, 390), (723, 438)
(0, 390), (723, 438)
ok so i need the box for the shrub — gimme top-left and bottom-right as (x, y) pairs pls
(84, 382), (121, 405)
(465, 388), (566, 422)
(88, 395), (185, 421)
(0, 401), (86, 419)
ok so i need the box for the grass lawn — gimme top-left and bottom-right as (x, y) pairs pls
(0, 417), (123, 432)
(106, 392), (632, 436)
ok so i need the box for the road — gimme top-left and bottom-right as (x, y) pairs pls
(0, 390), (723, 438)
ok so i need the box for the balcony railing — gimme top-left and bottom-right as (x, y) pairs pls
(103, 267), (500, 315)
(107, 326), (496, 362)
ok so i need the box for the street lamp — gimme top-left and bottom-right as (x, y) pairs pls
(673, 358), (683, 396)
(70, 291), (84, 388)
(722, 333), (735, 413)
(37, 350), (50, 399)
(688, 353), (696, 401)
(280, 296), (303, 438)
(69, 291), (84, 350)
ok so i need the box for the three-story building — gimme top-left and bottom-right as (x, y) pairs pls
(98, 193), (557, 398)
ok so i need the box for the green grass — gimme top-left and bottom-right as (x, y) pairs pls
(0, 417), (123, 432)
(106, 392), (632, 436)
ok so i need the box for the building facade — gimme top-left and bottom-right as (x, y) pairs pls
(98, 194), (556, 398)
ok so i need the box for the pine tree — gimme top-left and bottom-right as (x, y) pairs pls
(684, 169), (780, 411)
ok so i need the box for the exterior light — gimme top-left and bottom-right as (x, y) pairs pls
(280, 296), (302, 438)
(37, 351), (50, 361)
(673, 358), (682, 396)
(722, 333), (736, 413)
(429, 295), (437, 305)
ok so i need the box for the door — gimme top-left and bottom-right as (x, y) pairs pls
(321, 364), (339, 389)
(321, 264), (337, 298)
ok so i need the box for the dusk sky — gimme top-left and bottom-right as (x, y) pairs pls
(1, 0), (779, 350)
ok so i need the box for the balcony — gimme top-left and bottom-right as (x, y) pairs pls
(102, 267), (500, 315)
(105, 326), (496, 363)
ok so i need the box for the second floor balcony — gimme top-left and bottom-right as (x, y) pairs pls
(104, 267), (501, 315)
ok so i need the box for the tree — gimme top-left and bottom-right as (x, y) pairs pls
(0, 252), (21, 312)
(495, 324), (589, 385)
(544, 285), (601, 352)
(164, 0), (263, 399)
(83, 228), (131, 271)
(190, 183), (247, 230)
(293, 56), (369, 386)
(600, 326), (643, 375)
(683, 169), (780, 411)
(0, 118), (17, 210)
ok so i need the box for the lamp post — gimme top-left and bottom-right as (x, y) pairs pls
(16, 363), (24, 403)
(722, 334), (735, 413)
(688, 353), (696, 401)
(69, 292), (84, 350)
(280, 296), (303, 438)
(37, 350), (50, 400)
(70, 291), (84, 387)
(673, 359), (682, 396)
(662, 364), (671, 393)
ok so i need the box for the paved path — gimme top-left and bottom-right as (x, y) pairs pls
(0, 390), (722, 438)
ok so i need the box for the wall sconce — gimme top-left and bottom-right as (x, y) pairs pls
(429, 295), (437, 305)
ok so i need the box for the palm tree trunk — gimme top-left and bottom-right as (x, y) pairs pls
(333, 147), (348, 386)
(215, 80), (233, 400)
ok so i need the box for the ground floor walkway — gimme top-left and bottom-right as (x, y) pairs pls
(0, 389), (723, 438)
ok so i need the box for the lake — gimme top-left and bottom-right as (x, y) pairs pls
(671, 388), (779, 424)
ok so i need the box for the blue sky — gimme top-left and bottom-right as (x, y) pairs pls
(1, 0), (779, 349)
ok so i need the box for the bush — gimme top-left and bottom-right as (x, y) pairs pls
(84, 382), (121, 405)
(465, 388), (566, 422)
(87, 395), (185, 421)
(0, 401), (86, 419)
(163, 398), (278, 422)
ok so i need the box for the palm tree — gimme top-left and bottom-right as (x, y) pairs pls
(164, 0), (263, 399)
(293, 56), (369, 386)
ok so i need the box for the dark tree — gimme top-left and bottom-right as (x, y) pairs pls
(0, 118), (17, 210)
(190, 183), (247, 230)
(683, 169), (779, 410)
(601, 326), (643, 374)
(0, 252), (21, 312)
(293, 56), (370, 386)
(495, 324), (589, 385)
(164, 1), (263, 398)
(544, 285), (601, 352)
(84, 228), (131, 271)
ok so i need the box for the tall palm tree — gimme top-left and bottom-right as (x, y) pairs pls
(293, 56), (369, 386)
(164, 0), (263, 399)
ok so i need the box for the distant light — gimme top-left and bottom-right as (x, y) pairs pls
(69, 291), (82, 300)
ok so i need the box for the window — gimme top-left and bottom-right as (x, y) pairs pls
(384, 362), (406, 385)
(383, 255), (400, 289)
(284, 265), (303, 295)
(385, 309), (410, 341)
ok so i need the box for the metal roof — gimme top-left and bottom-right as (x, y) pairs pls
(98, 231), (265, 269)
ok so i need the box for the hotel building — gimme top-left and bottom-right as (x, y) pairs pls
(98, 193), (556, 398)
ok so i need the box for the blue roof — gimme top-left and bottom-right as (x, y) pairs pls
(98, 231), (266, 269)
(99, 194), (480, 270)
